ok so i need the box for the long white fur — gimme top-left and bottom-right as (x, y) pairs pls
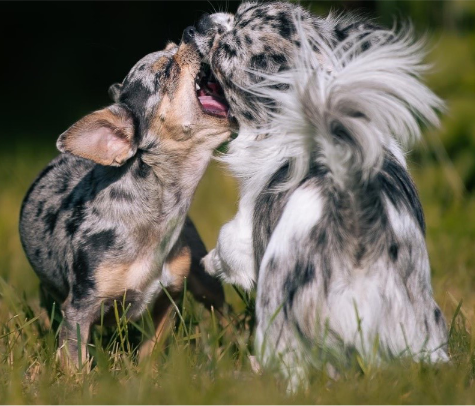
(219, 17), (444, 193)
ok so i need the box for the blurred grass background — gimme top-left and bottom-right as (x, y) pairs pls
(1, 0), (475, 403)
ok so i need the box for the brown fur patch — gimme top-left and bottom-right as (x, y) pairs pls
(95, 263), (130, 298)
(165, 245), (192, 292)
(152, 56), (171, 73)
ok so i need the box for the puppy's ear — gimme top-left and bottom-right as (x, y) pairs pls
(108, 83), (123, 103)
(165, 41), (178, 51)
(57, 104), (137, 167)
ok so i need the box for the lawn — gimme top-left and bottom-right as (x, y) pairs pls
(1, 9), (475, 406)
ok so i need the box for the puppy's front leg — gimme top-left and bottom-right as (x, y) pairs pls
(203, 210), (256, 291)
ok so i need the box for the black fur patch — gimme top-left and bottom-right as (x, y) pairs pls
(120, 80), (152, 118)
(243, 111), (255, 121)
(380, 153), (426, 234)
(135, 159), (152, 179)
(65, 198), (86, 236)
(250, 54), (268, 70)
(43, 209), (59, 235)
(221, 43), (237, 58)
(72, 229), (116, 303)
(270, 53), (287, 65)
(285, 261), (315, 304)
(276, 11), (294, 38)
(88, 229), (116, 251)
(72, 247), (95, 302)
(252, 164), (292, 269)
(109, 187), (134, 202)
(35, 200), (45, 218)
(389, 243), (399, 262)
(238, 18), (252, 29)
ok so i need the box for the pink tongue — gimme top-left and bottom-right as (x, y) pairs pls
(198, 95), (228, 117)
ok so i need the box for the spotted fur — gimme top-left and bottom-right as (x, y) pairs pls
(192, 1), (448, 388)
(20, 40), (232, 368)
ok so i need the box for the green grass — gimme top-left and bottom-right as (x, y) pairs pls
(1, 30), (475, 404)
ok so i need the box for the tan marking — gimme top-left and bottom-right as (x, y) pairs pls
(164, 245), (192, 292)
(95, 263), (130, 298)
(126, 252), (159, 291)
(95, 250), (163, 299)
(152, 56), (170, 73)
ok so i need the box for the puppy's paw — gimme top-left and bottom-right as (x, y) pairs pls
(201, 249), (221, 276)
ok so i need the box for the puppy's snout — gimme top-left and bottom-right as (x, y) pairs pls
(182, 26), (196, 44)
(196, 13), (212, 34)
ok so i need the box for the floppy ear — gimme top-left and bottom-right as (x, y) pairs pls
(108, 83), (122, 103)
(57, 104), (137, 167)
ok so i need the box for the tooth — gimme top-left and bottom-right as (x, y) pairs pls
(196, 83), (201, 90)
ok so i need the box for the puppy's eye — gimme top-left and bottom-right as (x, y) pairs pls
(218, 27), (224, 34)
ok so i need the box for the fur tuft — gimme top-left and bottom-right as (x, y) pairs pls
(244, 15), (444, 190)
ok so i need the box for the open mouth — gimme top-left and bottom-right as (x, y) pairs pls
(196, 64), (229, 118)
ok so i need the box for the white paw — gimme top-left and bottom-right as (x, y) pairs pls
(201, 249), (220, 276)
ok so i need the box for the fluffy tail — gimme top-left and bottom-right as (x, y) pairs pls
(250, 17), (444, 189)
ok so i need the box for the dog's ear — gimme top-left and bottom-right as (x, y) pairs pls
(165, 41), (178, 51)
(57, 104), (137, 167)
(108, 83), (123, 103)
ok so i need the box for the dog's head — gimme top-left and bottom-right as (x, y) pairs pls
(190, 2), (382, 131)
(189, 2), (313, 128)
(57, 39), (233, 167)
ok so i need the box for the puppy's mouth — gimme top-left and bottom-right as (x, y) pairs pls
(196, 64), (229, 118)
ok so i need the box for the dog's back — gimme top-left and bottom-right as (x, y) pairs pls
(20, 154), (90, 303)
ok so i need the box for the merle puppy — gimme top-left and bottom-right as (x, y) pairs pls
(19, 38), (233, 368)
(188, 1), (448, 387)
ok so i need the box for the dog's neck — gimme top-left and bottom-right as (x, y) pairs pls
(141, 143), (212, 213)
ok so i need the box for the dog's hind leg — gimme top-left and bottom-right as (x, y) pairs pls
(138, 290), (177, 361)
(139, 220), (231, 360)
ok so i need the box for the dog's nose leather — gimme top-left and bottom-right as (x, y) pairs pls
(183, 26), (196, 44)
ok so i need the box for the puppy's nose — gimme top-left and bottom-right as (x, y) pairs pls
(182, 26), (196, 44)
(196, 12), (212, 34)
